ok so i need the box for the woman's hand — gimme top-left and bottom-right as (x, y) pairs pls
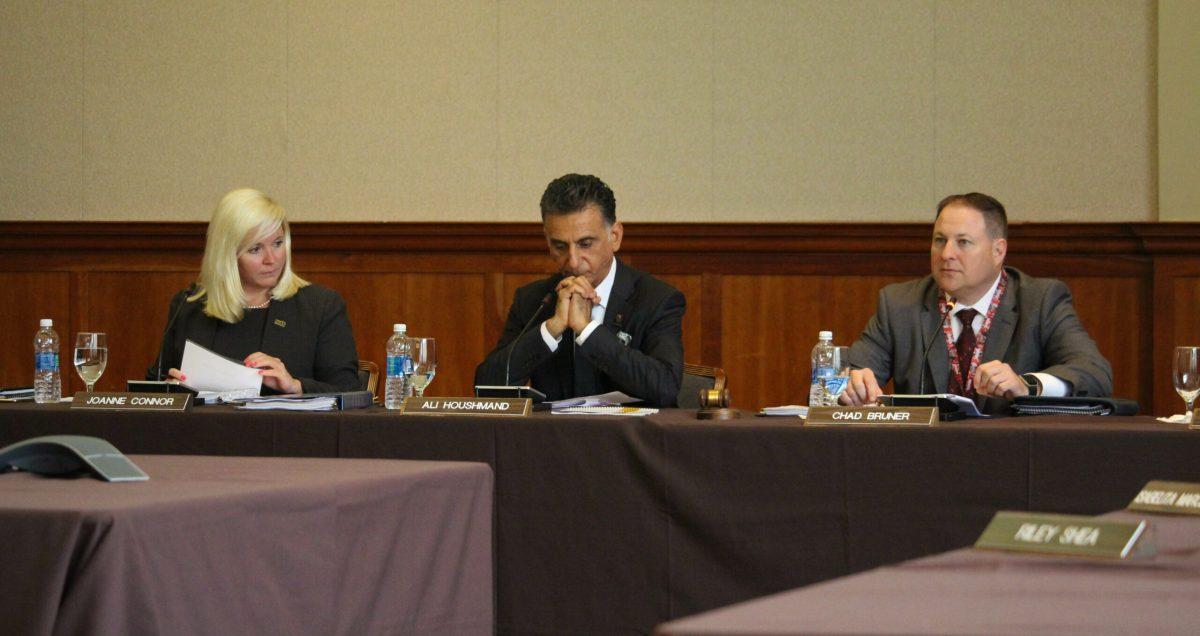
(167, 368), (186, 383)
(244, 352), (302, 395)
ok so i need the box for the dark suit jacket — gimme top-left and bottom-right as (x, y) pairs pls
(848, 267), (1112, 415)
(474, 260), (685, 407)
(147, 283), (361, 394)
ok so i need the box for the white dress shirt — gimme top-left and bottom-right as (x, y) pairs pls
(948, 272), (1068, 397)
(539, 260), (617, 352)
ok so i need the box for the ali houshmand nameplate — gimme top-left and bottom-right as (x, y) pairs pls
(805, 406), (937, 426)
(974, 511), (1152, 559)
(1128, 480), (1200, 516)
(71, 392), (191, 412)
(400, 397), (531, 417)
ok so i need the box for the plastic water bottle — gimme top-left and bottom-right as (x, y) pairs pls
(807, 331), (834, 407)
(384, 323), (414, 409)
(34, 318), (61, 404)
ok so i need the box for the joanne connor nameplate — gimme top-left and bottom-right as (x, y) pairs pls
(71, 392), (191, 412)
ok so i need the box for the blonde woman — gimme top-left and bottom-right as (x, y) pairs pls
(147, 188), (360, 394)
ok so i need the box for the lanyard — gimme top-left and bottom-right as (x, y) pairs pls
(939, 271), (1007, 395)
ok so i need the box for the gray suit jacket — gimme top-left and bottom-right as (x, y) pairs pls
(848, 267), (1112, 415)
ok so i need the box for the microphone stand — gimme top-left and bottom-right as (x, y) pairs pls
(505, 291), (554, 386)
(918, 299), (956, 395)
(127, 286), (195, 393)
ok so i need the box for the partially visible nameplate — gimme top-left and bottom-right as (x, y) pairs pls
(71, 392), (191, 412)
(1128, 480), (1200, 516)
(975, 511), (1152, 559)
(400, 396), (531, 417)
(806, 406), (937, 426)
(1191, 408), (1200, 430)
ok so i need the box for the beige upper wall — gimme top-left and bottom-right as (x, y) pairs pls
(0, 0), (1160, 223)
(1159, 0), (1200, 220)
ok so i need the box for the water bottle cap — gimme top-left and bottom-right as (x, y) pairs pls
(40, 318), (53, 327)
(393, 323), (406, 332)
(818, 330), (832, 340)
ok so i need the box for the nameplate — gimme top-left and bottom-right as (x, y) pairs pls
(400, 397), (531, 417)
(805, 406), (937, 426)
(975, 511), (1151, 559)
(1191, 409), (1200, 430)
(1128, 480), (1200, 516)
(71, 392), (191, 412)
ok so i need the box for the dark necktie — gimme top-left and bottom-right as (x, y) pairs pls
(953, 308), (979, 398)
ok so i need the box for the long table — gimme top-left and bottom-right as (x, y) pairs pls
(2, 404), (1198, 635)
(0, 454), (493, 635)
(655, 510), (1200, 634)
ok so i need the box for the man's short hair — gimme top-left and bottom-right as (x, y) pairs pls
(540, 174), (617, 225)
(936, 192), (1007, 239)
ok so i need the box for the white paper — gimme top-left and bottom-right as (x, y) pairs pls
(234, 396), (337, 411)
(886, 393), (985, 418)
(180, 340), (263, 394)
(547, 391), (640, 409)
(551, 406), (658, 416)
(760, 405), (808, 417)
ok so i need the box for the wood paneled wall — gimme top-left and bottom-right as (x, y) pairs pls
(1, 222), (1196, 414)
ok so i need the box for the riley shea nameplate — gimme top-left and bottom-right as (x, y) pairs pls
(974, 511), (1151, 559)
(1128, 480), (1200, 516)
(400, 397), (531, 417)
(805, 406), (938, 426)
(71, 392), (191, 412)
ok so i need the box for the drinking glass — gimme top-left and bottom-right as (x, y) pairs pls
(74, 332), (108, 393)
(822, 346), (851, 406)
(410, 337), (437, 397)
(1173, 346), (1200, 422)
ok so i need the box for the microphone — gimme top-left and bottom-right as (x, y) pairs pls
(918, 298), (956, 395)
(153, 283), (195, 381)
(504, 289), (556, 386)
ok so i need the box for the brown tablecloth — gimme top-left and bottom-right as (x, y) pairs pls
(3, 404), (1199, 634)
(0, 454), (493, 636)
(655, 510), (1200, 634)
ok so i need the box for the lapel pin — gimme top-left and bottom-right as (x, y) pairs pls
(274, 319), (287, 328)
(617, 331), (632, 347)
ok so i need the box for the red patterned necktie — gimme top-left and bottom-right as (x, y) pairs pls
(953, 308), (979, 398)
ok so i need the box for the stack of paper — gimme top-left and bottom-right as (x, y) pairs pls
(547, 391), (654, 415)
(552, 406), (658, 416)
(0, 387), (34, 402)
(547, 391), (640, 409)
(759, 405), (808, 417)
(233, 396), (338, 411)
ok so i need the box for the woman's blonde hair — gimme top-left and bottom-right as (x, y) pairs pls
(191, 188), (308, 323)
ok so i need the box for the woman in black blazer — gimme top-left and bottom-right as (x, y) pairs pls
(148, 188), (360, 394)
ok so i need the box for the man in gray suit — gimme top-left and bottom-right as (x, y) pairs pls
(841, 192), (1112, 415)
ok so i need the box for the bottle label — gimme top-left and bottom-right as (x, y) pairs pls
(811, 365), (848, 399)
(35, 352), (59, 372)
(811, 366), (834, 383)
(387, 355), (413, 376)
(824, 376), (849, 396)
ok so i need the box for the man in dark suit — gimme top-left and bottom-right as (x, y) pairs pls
(841, 192), (1112, 415)
(474, 174), (685, 406)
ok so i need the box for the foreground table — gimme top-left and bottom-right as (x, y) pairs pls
(2, 404), (1199, 634)
(656, 510), (1200, 634)
(0, 454), (493, 636)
